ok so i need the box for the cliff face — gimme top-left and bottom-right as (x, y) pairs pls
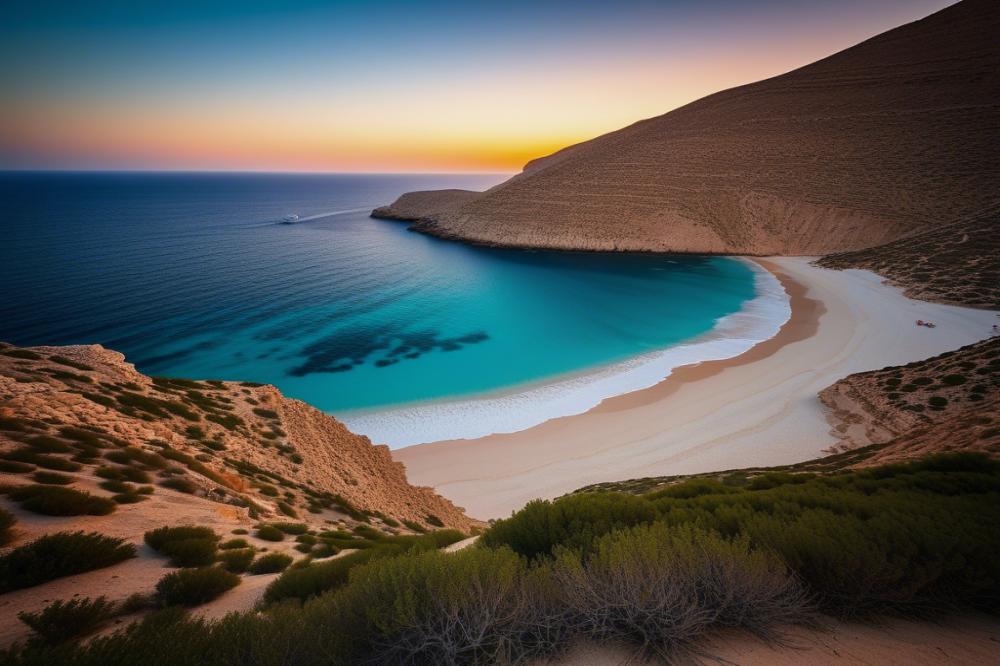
(374, 0), (1000, 255)
(0, 342), (477, 532)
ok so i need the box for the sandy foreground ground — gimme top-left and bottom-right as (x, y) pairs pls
(540, 613), (1000, 665)
(395, 257), (1000, 520)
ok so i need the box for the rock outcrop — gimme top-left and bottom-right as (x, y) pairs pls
(374, 0), (1000, 255)
(820, 336), (1000, 464)
(0, 341), (477, 533)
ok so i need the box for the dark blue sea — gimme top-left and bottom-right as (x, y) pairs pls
(0, 172), (785, 445)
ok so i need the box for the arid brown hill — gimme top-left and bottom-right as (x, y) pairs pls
(816, 202), (1000, 309)
(820, 336), (1000, 466)
(0, 341), (476, 533)
(374, 0), (1000, 254)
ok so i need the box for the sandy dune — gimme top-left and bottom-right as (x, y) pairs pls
(395, 258), (1000, 520)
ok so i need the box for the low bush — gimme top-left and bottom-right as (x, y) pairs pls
(24, 436), (72, 454)
(0, 532), (135, 592)
(155, 567), (240, 607)
(263, 529), (465, 604)
(256, 525), (284, 542)
(424, 514), (445, 528)
(5, 485), (116, 516)
(485, 453), (1000, 617)
(144, 526), (219, 567)
(219, 538), (249, 550)
(270, 522), (308, 535)
(252, 408), (279, 420)
(31, 471), (74, 485)
(481, 492), (656, 559)
(218, 548), (256, 574)
(18, 596), (116, 645)
(552, 524), (810, 660)
(0, 460), (35, 474)
(160, 477), (198, 494)
(3, 449), (82, 472)
(0, 507), (16, 545)
(249, 552), (293, 575)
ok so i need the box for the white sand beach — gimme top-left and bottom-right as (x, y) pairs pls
(395, 257), (1000, 520)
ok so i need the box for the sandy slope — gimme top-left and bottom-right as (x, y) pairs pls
(394, 258), (1000, 520)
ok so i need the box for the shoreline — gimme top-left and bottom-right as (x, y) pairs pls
(394, 257), (999, 520)
(343, 258), (790, 447)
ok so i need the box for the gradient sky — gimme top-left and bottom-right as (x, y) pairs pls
(1, 0), (953, 173)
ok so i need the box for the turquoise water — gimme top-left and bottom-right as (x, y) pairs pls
(0, 173), (762, 439)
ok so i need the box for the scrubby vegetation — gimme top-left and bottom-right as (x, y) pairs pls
(249, 553), (293, 575)
(484, 453), (1000, 617)
(0, 532), (135, 592)
(2, 485), (116, 516)
(255, 525), (284, 542)
(217, 548), (256, 574)
(18, 597), (117, 645)
(263, 529), (466, 604)
(155, 567), (241, 607)
(3, 454), (998, 664)
(0, 507), (16, 545)
(144, 526), (219, 567)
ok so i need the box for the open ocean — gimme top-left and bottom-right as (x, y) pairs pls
(0, 172), (787, 446)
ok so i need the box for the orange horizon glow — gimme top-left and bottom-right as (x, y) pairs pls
(0, 1), (954, 173)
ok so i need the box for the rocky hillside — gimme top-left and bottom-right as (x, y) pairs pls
(374, 0), (1000, 254)
(820, 336), (1000, 464)
(816, 202), (1000, 309)
(0, 341), (476, 533)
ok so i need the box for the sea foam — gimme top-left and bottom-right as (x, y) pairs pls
(341, 260), (791, 448)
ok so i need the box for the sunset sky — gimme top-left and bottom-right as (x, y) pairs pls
(1, 0), (952, 173)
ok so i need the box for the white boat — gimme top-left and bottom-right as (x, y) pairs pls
(279, 214), (300, 224)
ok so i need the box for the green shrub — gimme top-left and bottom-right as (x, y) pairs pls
(333, 545), (563, 665)
(941, 374), (967, 385)
(18, 596), (116, 644)
(0, 348), (41, 359)
(155, 567), (240, 607)
(401, 519), (425, 533)
(31, 471), (74, 485)
(5, 485), (116, 516)
(219, 538), (249, 550)
(263, 529), (465, 604)
(249, 552), (293, 575)
(271, 522), (308, 535)
(161, 477), (198, 493)
(481, 492), (656, 559)
(552, 524), (810, 659)
(425, 514), (444, 528)
(25, 436), (72, 453)
(232, 528), (249, 535)
(252, 408), (279, 420)
(484, 453), (1000, 617)
(3, 449), (82, 472)
(105, 446), (167, 469)
(929, 396), (948, 408)
(0, 460), (35, 473)
(217, 548), (256, 574)
(0, 532), (135, 592)
(144, 526), (219, 567)
(277, 501), (298, 518)
(256, 525), (284, 541)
